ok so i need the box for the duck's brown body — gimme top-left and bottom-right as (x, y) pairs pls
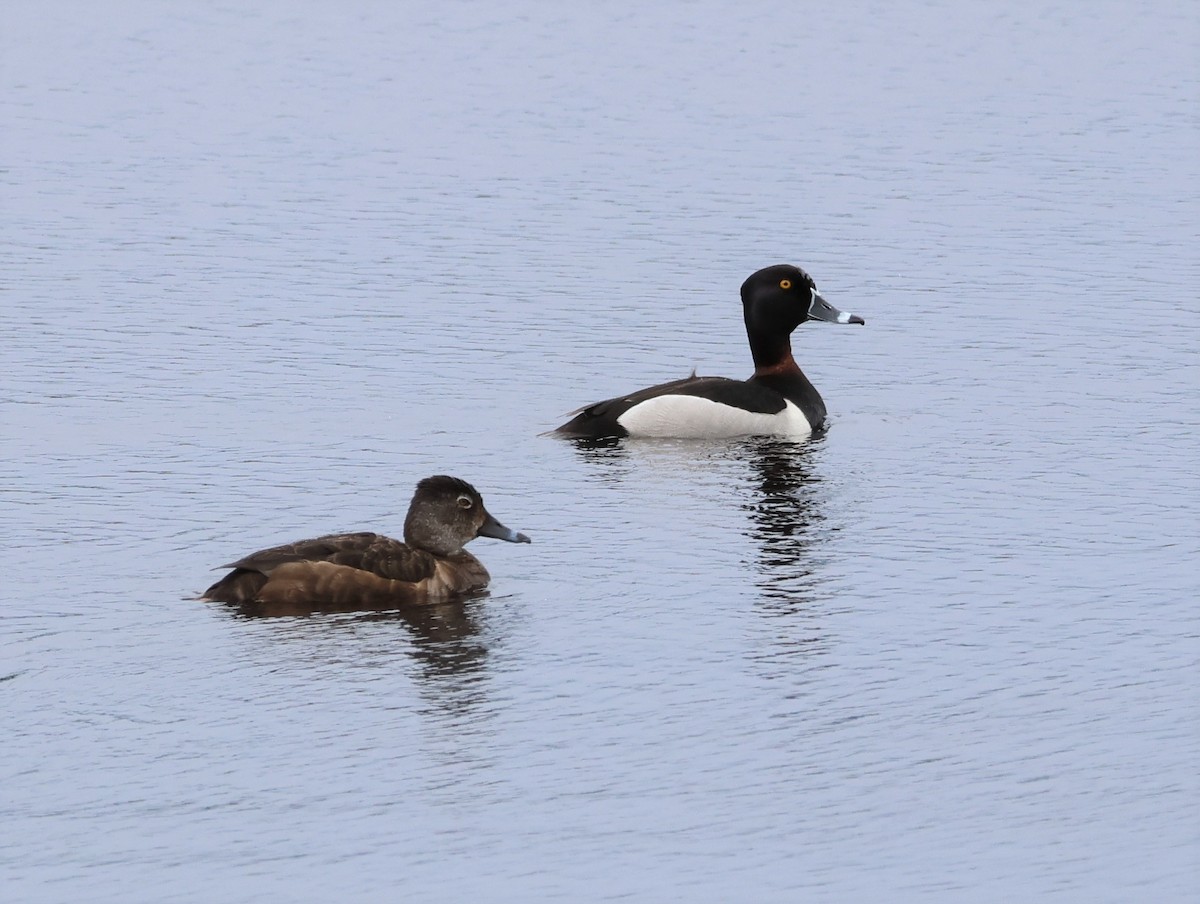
(201, 476), (529, 613)
(202, 532), (490, 608)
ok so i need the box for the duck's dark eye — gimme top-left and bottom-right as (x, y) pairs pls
(779, 279), (792, 290)
(456, 494), (473, 509)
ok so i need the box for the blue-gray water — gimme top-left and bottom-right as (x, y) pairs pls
(3, 2), (1197, 901)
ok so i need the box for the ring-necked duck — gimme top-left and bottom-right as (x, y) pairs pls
(202, 475), (530, 609)
(553, 264), (864, 439)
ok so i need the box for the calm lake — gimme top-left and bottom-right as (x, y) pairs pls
(3, 1), (1197, 901)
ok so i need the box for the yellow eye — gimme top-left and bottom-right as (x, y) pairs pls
(779, 279), (792, 290)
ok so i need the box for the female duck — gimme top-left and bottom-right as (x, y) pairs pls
(554, 264), (865, 439)
(202, 475), (530, 610)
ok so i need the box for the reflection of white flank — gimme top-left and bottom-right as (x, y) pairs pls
(616, 395), (812, 439)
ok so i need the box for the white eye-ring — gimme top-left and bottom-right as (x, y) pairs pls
(456, 494), (473, 509)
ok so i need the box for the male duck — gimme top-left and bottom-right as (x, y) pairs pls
(554, 264), (865, 439)
(202, 475), (530, 609)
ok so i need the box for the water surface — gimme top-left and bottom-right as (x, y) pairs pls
(3, 2), (1197, 901)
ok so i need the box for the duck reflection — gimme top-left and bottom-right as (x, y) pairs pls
(564, 433), (828, 611)
(562, 434), (632, 484)
(215, 594), (492, 713)
(732, 436), (827, 612)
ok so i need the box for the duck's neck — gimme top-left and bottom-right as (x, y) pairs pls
(748, 339), (827, 430)
(751, 348), (812, 395)
(748, 321), (806, 372)
(748, 330), (796, 374)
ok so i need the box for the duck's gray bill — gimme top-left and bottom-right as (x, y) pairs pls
(478, 512), (532, 544)
(808, 291), (865, 325)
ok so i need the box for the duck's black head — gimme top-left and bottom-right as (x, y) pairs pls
(404, 475), (531, 556)
(739, 265), (864, 370)
(741, 264), (865, 335)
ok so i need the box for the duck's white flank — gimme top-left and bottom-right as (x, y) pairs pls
(615, 394), (813, 439)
